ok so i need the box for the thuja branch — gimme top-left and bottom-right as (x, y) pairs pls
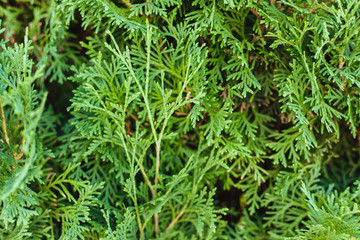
(144, 22), (160, 236)
(119, 131), (144, 239)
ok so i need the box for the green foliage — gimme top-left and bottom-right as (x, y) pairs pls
(1, 0), (360, 239)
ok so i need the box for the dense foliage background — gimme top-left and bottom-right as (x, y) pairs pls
(1, 0), (360, 239)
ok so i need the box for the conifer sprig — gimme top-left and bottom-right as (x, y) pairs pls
(1, 0), (360, 239)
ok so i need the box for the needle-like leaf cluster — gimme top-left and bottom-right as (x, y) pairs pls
(1, 0), (360, 239)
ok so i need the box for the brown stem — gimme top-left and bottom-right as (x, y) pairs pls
(0, 101), (9, 145)
(174, 111), (188, 116)
(135, 151), (158, 236)
(154, 213), (159, 236)
(154, 142), (160, 235)
(129, 148), (155, 196)
(250, 9), (265, 35)
(185, 87), (193, 111)
(339, 55), (345, 89)
(356, 129), (360, 147)
(309, 0), (333, 13)
(339, 56), (345, 69)
(14, 151), (24, 160)
(219, 86), (228, 102)
(138, 217), (144, 239)
(166, 203), (188, 231)
(128, 151), (151, 239)
(125, 121), (134, 136)
(15, 123), (26, 160)
(129, 113), (139, 121)
(121, 0), (132, 8)
(139, 164), (155, 196)
(154, 142), (160, 186)
(126, 109), (139, 121)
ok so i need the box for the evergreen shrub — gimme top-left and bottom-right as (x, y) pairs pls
(1, 0), (360, 239)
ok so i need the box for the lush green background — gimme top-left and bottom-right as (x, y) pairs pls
(1, 0), (360, 239)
